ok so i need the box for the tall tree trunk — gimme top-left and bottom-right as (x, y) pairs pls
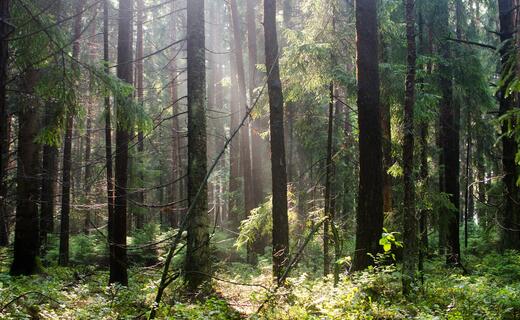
(498, 0), (520, 250)
(323, 82), (334, 276)
(352, 0), (384, 271)
(264, 0), (289, 284)
(229, 0), (255, 264)
(185, 0), (210, 292)
(103, 0), (116, 269)
(59, 0), (84, 266)
(84, 9), (98, 235)
(10, 69), (41, 275)
(417, 7), (429, 278)
(110, 0), (133, 286)
(402, 0), (417, 294)
(247, 0), (263, 208)
(0, 0), (10, 246)
(135, 0), (145, 230)
(439, 0), (460, 265)
(228, 43), (241, 232)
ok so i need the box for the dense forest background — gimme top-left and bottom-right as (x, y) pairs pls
(1, 0), (520, 318)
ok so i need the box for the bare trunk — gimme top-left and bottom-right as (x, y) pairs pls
(402, 0), (417, 294)
(264, 0), (289, 283)
(185, 0), (210, 292)
(352, 0), (384, 271)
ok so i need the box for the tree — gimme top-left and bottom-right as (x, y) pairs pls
(402, 0), (418, 294)
(264, 0), (289, 283)
(110, 0), (133, 286)
(229, 0), (255, 263)
(10, 68), (41, 275)
(351, 0), (384, 271)
(497, 0), (520, 250)
(103, 0), (116, 271)
(135, 0), (145, 230)
(438, 0), (461, 265)
(184, 0), (210, 292)
(0, 0), (10, 247)
(59, 0), (84, 267)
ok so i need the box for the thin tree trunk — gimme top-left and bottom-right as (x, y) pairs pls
(59, 0), (84, 266)
(135, 0), (145, 230)
(352, 0), (384, 271)
(264, 0), (289, 284)
(110, 0), (133, 286)
(185, 0), (210, 292)
(228, 43), (241, 232)
(103, 0), (116, 269)
(229, 0), (255, 264)
(402, 0), (417, 295)
(0, 0), (11, 246)
(323, 82), (334, 276)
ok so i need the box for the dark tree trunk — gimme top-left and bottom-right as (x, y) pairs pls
(0, 0), (10, 247)
(498, 0), (520, 250)
(264, 0), (289, 283)
(110, 0), (133, 286)
(402, 0), (417, 294)
(10, 69), (41, 276)
(352, 0), (384, 271)
(229, 0), (255, 264)
(184, 0), (210, 292)
(103, 0), (115, 268)
(59, 0), (84, 266)
(438, 0), (460, 265)
(417, 8), (429, 277)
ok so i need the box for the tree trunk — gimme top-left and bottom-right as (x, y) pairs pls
(59, 0), (84, 266)
(135, 0), (145, 230)
(264, 0), (289, 283)
(229, 0), (255, 264)
(10, 69), (41, 276)
(103, 0), (116, 269)
(184, 0), (210, 292)
(439, 0), (460, 265)
(323, 82), (335, 276)
(402, 0), (417, 294)
(352, 0), (384, 271)
(0, 0), (10, 247)
(228, 43), (241, 232)
(498, 0), (520, 250)
(110, 0), (133, 286)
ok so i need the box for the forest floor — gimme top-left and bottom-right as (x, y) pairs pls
(1, 231), (520, 319)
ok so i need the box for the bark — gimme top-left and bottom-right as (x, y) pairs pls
(439, 0), (460, 265)
(352, 0), (384, 271)
(59, 0), (84, 266)
(228, 42), (241, 232)
(170, 0), (181, 228)
(110, 0), (133, 286)
(402, 0), (417, 295)
(135, 0), (145, 230)
(10, 69), (41, 276)
(0, 0), (10, 246)
(323, 82), (334, 276)
(247, 0), (265, 217)
(185, 0), (210, 292)
(229, 0), (255, 263)
(264, 0), (289, 283)
(498, 0), (520, 250)
(103, 0), (115, 269)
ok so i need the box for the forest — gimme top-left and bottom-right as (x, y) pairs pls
(0, 0), (520, 318)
